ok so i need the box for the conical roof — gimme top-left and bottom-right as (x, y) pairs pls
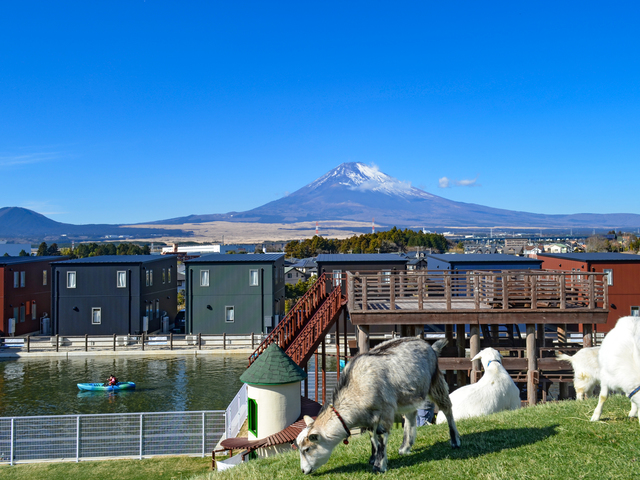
(240, 343), (307, 386)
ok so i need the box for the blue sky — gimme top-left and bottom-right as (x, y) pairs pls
(1, 2), (639, 225)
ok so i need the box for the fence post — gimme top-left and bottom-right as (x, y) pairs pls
(198, 333), (202, 350)
(27, 335), (30, 353)
(10, 417), (14, 466)
(76, 415), (80, 462)
(141, 332), (145, 351)
(85, 334), (88, 352)
(223, 333), (226, 350)
(56, 334), (59, 352)
(139, 413), (144, 460)
(170, 333), (173, 350)
(251, 332), (254, 349)
(202, 412), (206, 458)
(113, 333), (116, 352)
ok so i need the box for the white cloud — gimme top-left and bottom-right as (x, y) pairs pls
(0, 151), (62, 168)
(439, 175), (480, 188)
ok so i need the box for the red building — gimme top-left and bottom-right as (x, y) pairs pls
(538, 252), (640, 332)
(1, 256), (64, 336)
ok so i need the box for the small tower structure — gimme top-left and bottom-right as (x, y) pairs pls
(240, 343), (307, 442)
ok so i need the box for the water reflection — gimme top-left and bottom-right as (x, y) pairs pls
(0, 354), (248, 417)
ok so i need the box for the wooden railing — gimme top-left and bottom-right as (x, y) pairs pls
(248, 273), (330, 366)
(286, 286), (345, 366)
(347, 270), (608, 313)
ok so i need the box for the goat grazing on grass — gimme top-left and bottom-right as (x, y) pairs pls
(436, 347), (520, 424)
(590, 316), (640, 423)
(556, 347), (601, 400)
(295, 337), (461, 474)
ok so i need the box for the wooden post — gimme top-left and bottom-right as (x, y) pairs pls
(142, 332), (145, 351)
(470, 324), (481, 383)
(85, 334), (88, 352)
(251, 332), (255, 349)
(336, 309), (341, 381)
(27, 335), (30, 353)
(343, 311), (348, 362)
(560, 275), (566, 310)
(589, 275), (595, 310)
(314, 349), (319, 402)
(357, 325), (370, 354)
(170, 333), (173, 350)
(56, 334), (59, 352)
(527, 324), (538, 406)
(473, 273), (480, 310)
(347, 272), (354, 311)
(418, 275), (424, 310)
(531, 274), (538, 310)
(457, 324), (467, 387)
(198, 332), (201, 350)
(445, 275), (452, 310)
(322, 337), (326, 405)
(223, 332), (226, 350)
(390, 275), (396, 310)
(362, 275), (368, 311)
(583, 324), (593, 348)
(502, 275), (509, 310)
(113, 333), (116, 352)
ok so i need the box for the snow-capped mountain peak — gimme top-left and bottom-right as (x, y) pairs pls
(307, 162), (433, 199)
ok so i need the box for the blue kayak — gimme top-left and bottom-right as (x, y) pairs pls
(77, 382), (136, 391)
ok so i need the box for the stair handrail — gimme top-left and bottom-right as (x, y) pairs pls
(248, 273), (329, 365)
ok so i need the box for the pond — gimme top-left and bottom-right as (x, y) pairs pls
(0, 354), (249, 417)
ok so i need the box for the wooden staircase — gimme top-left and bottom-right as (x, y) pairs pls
(248, 273), (346, 367)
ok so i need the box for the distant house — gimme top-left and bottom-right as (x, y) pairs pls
(545, 243), (569, 254)
(285, 266), (308, 285)
(315, 254), (408, 292)
(538, 252), (640, 332)
(1, 256), (64, 336)
(52, 255), (177, 336)
(185, 253), (285, 334)
(289, 257), (318, 277)
(425, 253), (542, 272)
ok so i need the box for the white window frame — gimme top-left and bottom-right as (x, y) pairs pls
(603, 268), (613, 286)
(20, 271), (25, 287)
(117, 271), (127, 288)
(200, 270), (210, 287)
(333, 269), (342, 287)
(43, 270), (47, 286)
(225, 306), (235, 323)
(382, 270), (392, 284)
(631, 306), (640, 317)
(67, 271), (77, 289)
(92, 307), (102, 325)
(250, 269), (259, 286)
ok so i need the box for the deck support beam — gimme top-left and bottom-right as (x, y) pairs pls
(470, 324), (481, 383)
(357, 325), (370, 354)
(527, 324), (538, 406)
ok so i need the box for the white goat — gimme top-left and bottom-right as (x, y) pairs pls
(591, 316), (640, 423)
(296, 337), (461, 474)
(556, 347), (601, 400)
(436, 347), (520, 424)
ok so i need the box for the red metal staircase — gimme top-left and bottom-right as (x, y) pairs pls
(248, 273), (346, 367)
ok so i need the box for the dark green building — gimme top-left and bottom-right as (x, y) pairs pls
(185, 253), (285, 334)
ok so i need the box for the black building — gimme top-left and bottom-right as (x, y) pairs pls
(52, 255), (177, 335)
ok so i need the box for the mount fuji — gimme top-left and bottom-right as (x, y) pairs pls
(158, 162), (640, 228)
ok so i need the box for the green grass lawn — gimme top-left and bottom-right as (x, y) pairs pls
(2, 396), (639, 480)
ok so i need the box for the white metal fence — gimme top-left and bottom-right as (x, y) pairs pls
(0, 410), (225, 465)
(225, 384), (248, 440)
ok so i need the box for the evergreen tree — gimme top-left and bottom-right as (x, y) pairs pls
(37, 242), (48, 256)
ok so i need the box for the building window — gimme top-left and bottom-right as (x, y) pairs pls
(14, 272), (19, 288)
(19, 306), (25, 323)
(248, 398), (258, 437)
(20, 271), (25, 287)
(92, 308), (102, 325)
(13, 307), (19, 323)
(632, 306), (640, 317)
(287, 273), (292, 278)
(155, 300), (160, 319)
(603, 269), (613, 286)
(67, 271), (77, 288)
(250, 269), (259, 286)
(32, 301), (37, 321)
(382, 270), (391, 284)
(162, 268), (166, 284)
(168, 267), (172, 283)
(117, 271), (127, 288)
(200, 270), (210, 287)
(333, 269), (342, 287)
(150, 270), (153, 286)
(43, 270), (47, 286)
(225, 306), (235, 323)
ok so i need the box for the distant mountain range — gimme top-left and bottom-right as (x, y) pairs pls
(154, 162), (640, 229)
(0, 207), (187, 242)
(2, 162), (640, 241)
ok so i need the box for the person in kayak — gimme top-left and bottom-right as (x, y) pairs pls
(106, 375), (118, 386)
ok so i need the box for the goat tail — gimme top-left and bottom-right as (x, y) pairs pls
(431, 339), (448, 357)
(556, 352), (573, 363)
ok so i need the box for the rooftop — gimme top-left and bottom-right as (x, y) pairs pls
(186, 253), (284, 264)
(52, 255), (167, 265)
(240, 343), (307, 386)
(0, 255), (66, 266)
(538, 252), (640, 262)
(426, 253), (542, 264)
(316, 253), (408, 263)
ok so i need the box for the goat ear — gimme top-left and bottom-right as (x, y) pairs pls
(471, 352), (482, 362)
(304, 415), (314, 426)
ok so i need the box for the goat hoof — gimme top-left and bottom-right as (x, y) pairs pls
(369, 456), (376, 465)
(398, 447), (411, 455)
(372, 465), (387, 474)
